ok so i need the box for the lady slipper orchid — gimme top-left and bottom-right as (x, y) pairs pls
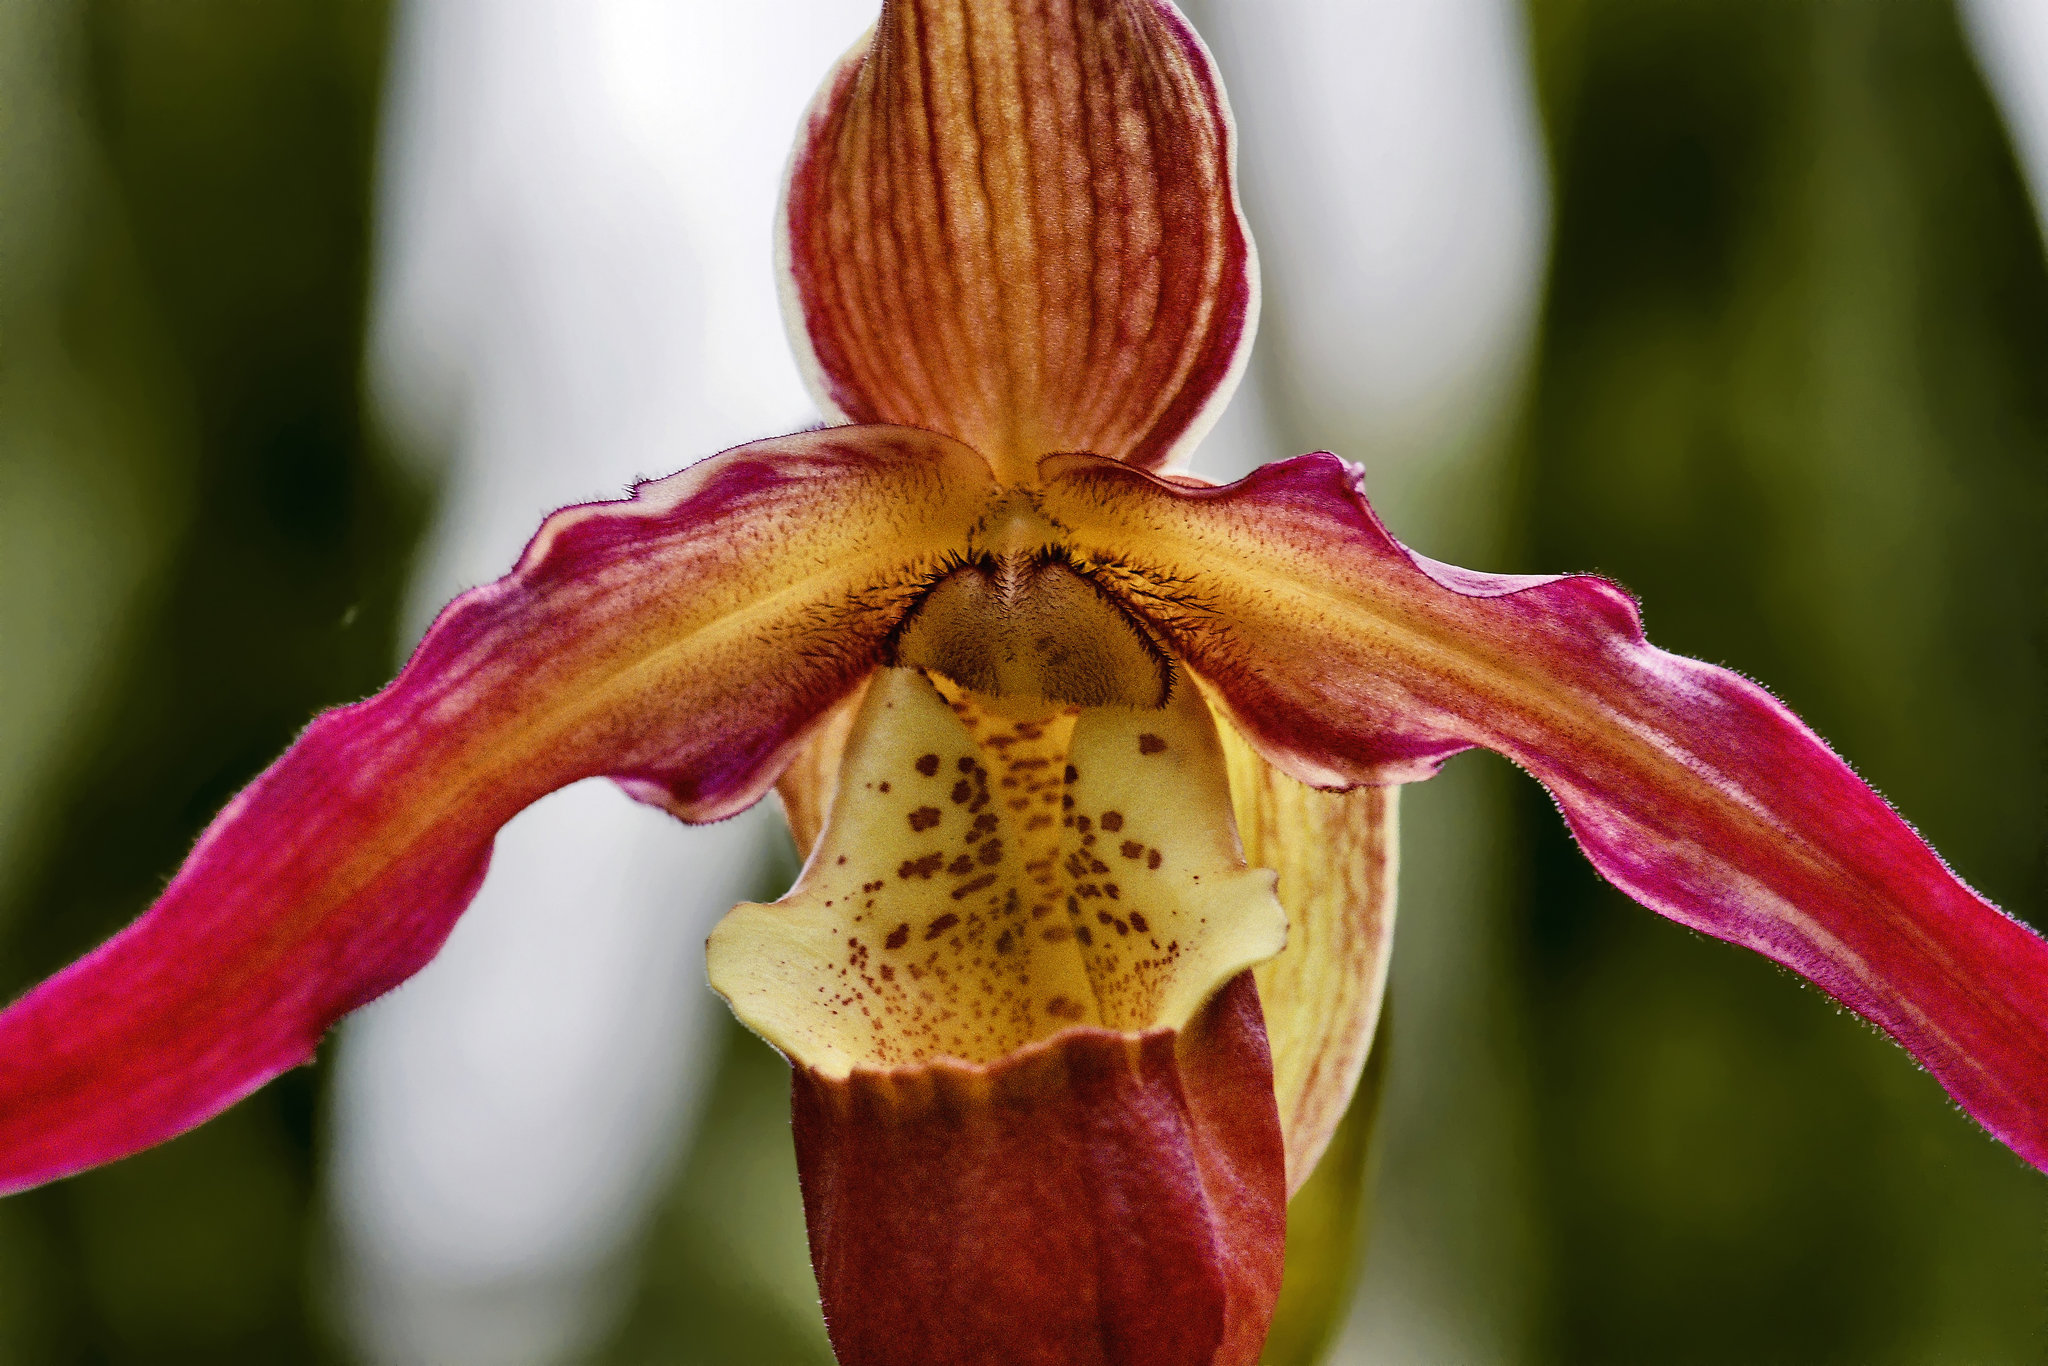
(3, 1), (2045, 1362)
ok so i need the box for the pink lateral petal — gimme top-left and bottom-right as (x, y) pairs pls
(0, 426), (994, 1194)
(1040, 451), (2048, 1170)
(780, 0), (1256, 480)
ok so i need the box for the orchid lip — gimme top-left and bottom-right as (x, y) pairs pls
(708, 665), (1289, 1076)
(709, 659), (1293, 1353)
(792, 971), (1285, 1366)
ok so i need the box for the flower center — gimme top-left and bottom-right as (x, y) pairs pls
(707, 669), (1286, 1074)
(894, 491), (1171, 708)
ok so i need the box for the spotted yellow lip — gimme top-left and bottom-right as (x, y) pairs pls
(2, 3), (2043, 1365)
(712, 667), (1288, 1074)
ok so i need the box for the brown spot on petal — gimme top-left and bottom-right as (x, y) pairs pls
(898, 852), (945, 880)
(885, 923), (911, 951)
(916, 753), (940, 776)
(1138, 734), (1167, 755)
(1100, 811), (1124, 831)
(952, 872), (998, 900)
(909, 806), (942, 832)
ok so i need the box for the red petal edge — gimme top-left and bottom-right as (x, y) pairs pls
(1043, 452), (2048, 1170)
(0, 426), (994, 1194)
(795, 971), (1284, 1366)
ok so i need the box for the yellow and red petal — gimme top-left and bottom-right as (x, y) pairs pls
(1262, 1032), (1387, 1366)
(1220, 721), (1397, 1193)
(780, 0), (1255, 481)
(711, 668), (1289, 1358)
(0, 426), (994, 1194)
(775, 680), (870, 862)
(1040, 451), (2048, 1170)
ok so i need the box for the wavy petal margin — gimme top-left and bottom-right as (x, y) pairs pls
(1041, 451), (2048, 1169)
(0, 427), (994, 1194)
(779, 0), (1256, 481)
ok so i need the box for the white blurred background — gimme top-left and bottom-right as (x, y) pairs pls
(329, 4), (866, 1361)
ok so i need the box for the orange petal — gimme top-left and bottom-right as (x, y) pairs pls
(1220, 717), (1397, 1194)
(780, 0), (1256, 481)
(0, 426), (992, 1193)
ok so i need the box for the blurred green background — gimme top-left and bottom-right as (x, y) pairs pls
(0, 0), (2041, 1363)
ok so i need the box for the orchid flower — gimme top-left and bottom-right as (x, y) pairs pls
(3, 2), (2044, 1362)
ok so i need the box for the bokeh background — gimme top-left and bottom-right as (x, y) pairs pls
(1, 1), (2042, 1362)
